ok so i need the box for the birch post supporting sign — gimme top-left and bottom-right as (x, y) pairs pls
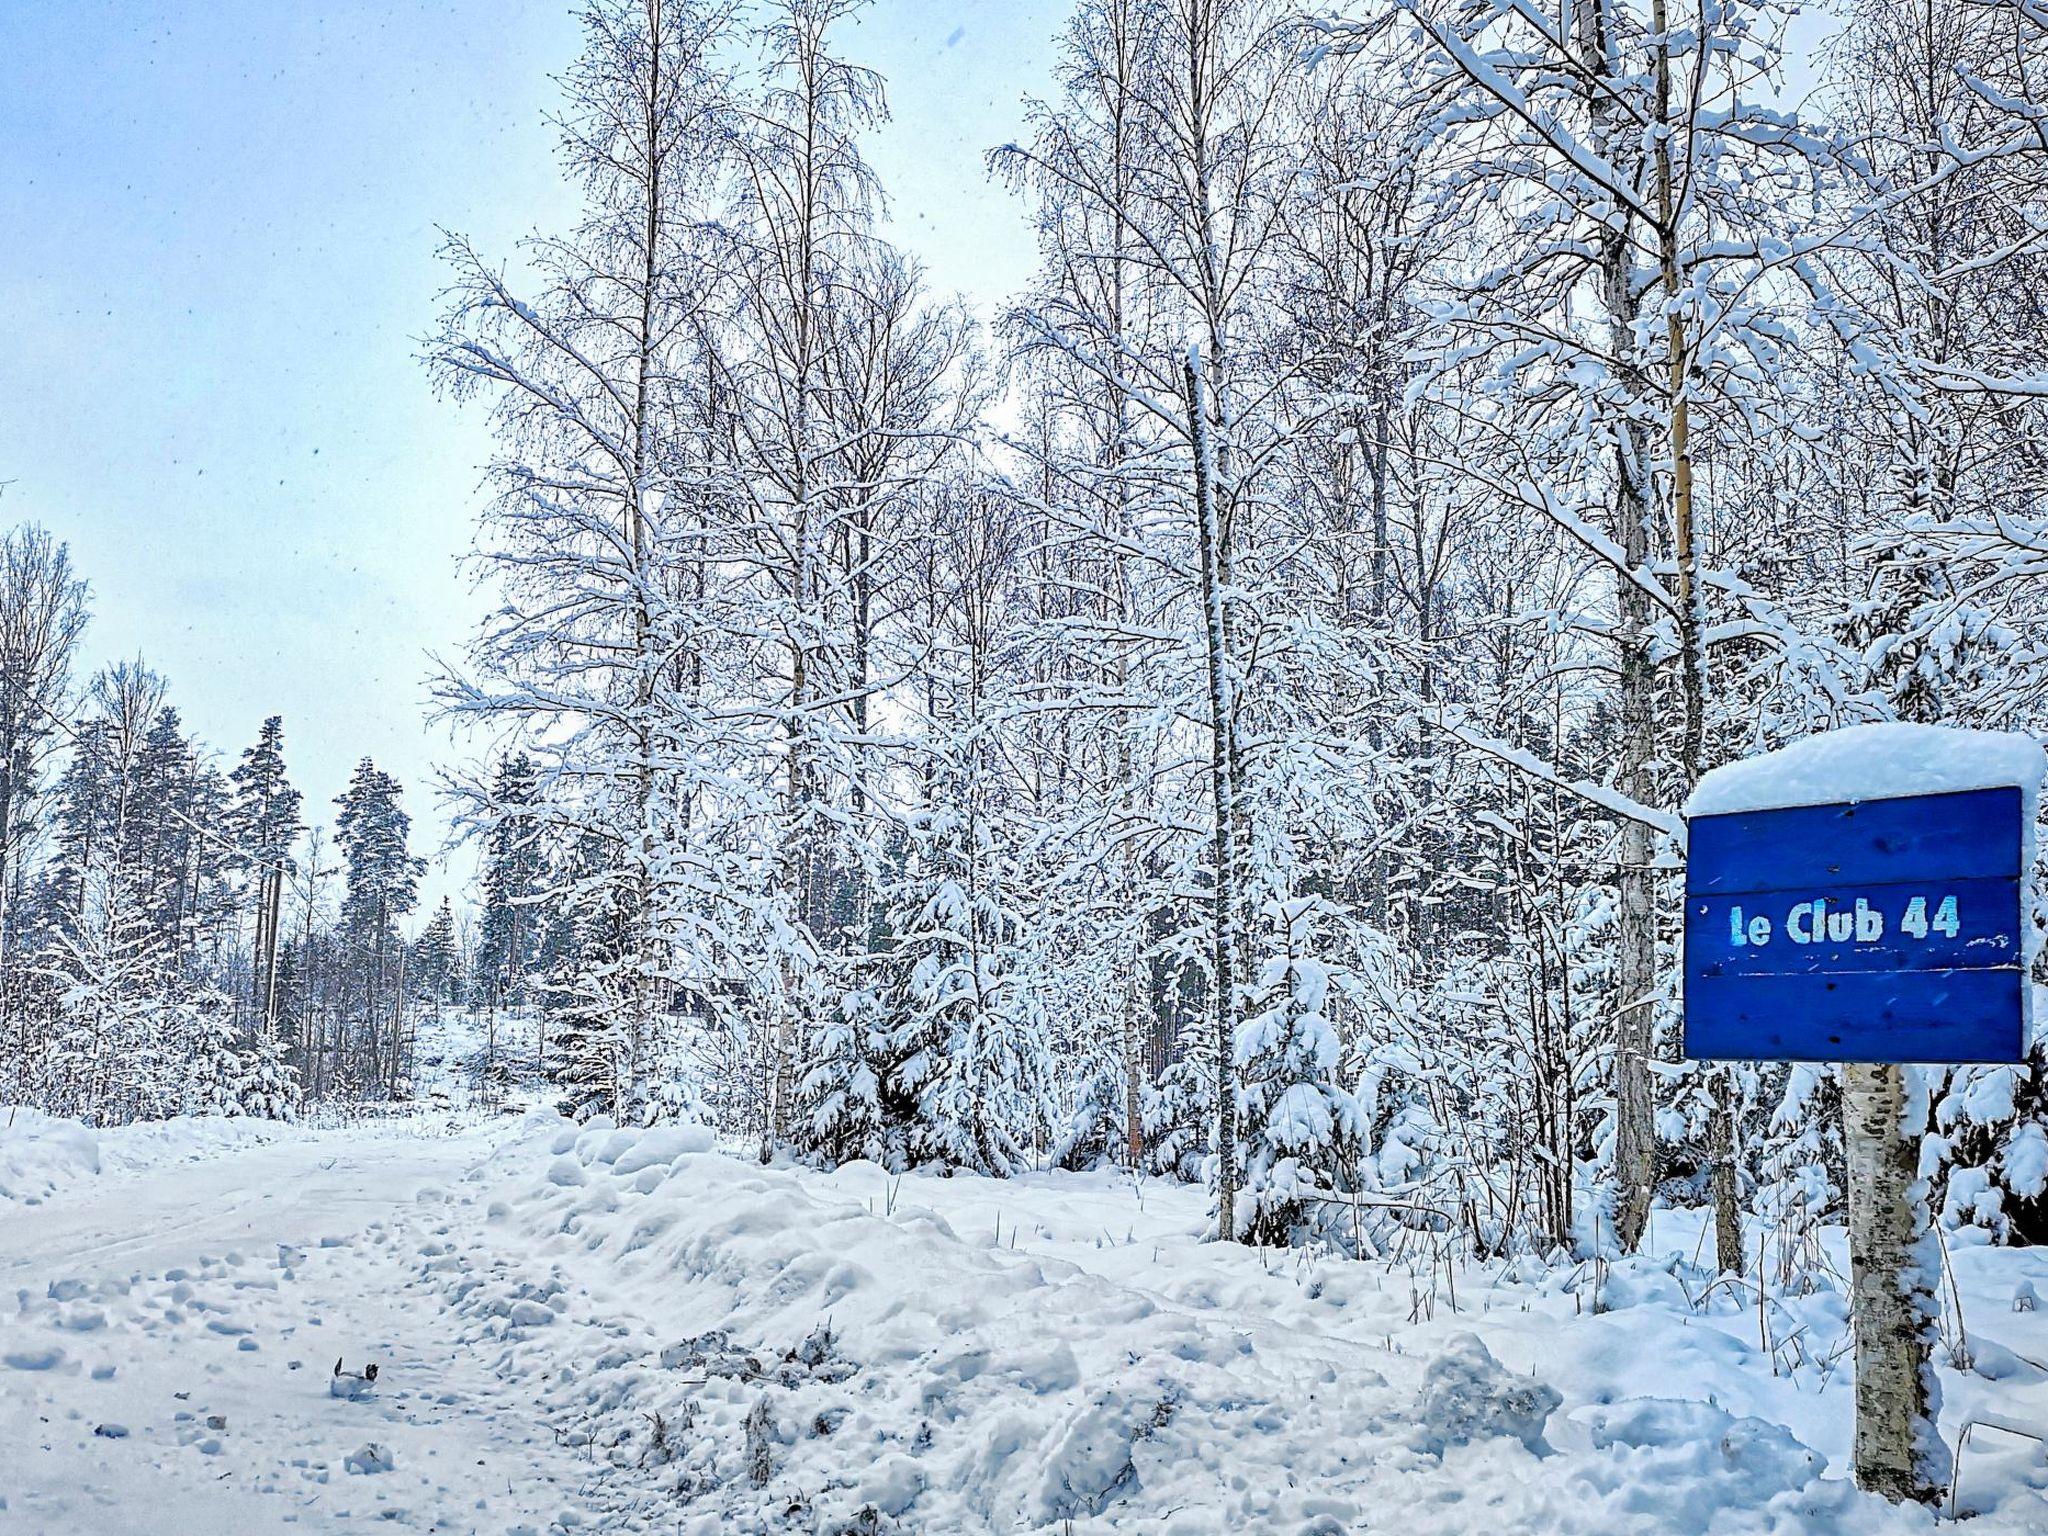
(1683, 725), (2042, 1506)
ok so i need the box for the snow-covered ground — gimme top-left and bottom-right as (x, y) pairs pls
(5, 1111), (2047, 1533)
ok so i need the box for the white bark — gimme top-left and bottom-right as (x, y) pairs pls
(1843, 1061), (1950, 1504)
(1186, 346), (1242, 1242)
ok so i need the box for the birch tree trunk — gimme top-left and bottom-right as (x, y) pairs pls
(1579, 0), (1660, 1254)
(1187, 347), (1241, 1242)
(1843, 1060), (1950, 1504)
(619, 0), (671, 1123)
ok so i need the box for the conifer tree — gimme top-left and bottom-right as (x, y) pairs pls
(886, 806), (1054, 1176)
(1232, 898), (1366, 1244)
(795, 983), (893, 1166)
(333, 758), (422, 1094)
(413, 897), (461, 1010)
(230, 715), (303, 1032)
(473, 753), (542, 1010)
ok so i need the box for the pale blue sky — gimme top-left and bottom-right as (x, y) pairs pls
(0, 0), (1051, 908)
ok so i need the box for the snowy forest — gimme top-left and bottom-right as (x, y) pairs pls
(0, 523), (469, 1119)
(12, 0), (2048, 1280)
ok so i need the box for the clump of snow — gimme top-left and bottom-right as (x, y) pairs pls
(1687, 723), (2044, 818)
(2004, 1123), (2048, 1200)
(854, 1451), (925, 1516)
(0, 1109), (100, 1204)
(1033, 1391), (1156, 1521)
(1576, 1399), (1833, 1534)
(608, 1124), (715, 1173)
(1408, 1332), (1560, 1457)
(344, 1442), (394, 1475)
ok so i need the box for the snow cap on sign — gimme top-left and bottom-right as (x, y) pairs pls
(1686, 723), (2045, 819)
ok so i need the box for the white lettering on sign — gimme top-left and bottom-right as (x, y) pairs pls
(1724, 895), (1962, 949)
(1725, 908), (1772, 946)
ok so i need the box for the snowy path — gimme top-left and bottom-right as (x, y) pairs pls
(7, 1115), (2048, 1533)
(0, 1123), (617, 1535)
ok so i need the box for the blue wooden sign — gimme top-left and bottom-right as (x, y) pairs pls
(1684, 787), (2028, 1063)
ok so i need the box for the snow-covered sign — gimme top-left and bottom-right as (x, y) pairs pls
(1683, 724), (2044, 1064)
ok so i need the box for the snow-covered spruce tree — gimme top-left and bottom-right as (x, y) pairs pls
(885, 806), (1053, 1176)
(794, 982), (893, 1166)
(413, 897), (461, 1010)
(33, 663), (176, 1122)
(1230, 897), (1366, 1245)
(332, 758), (421, 1097)
(472, 753), (542, 1013)
(1052, 1052), (1130, 1172)
(276, 824), (342, 1098)
(181, 984), (249, 1117)
(1145, 1006), (1217, 1184)
(233, 1023), (302, 1121)
(537, 826), (639, 1119)
(127, 706), (233, 968)
(43, 858), (176, 1123)
(856, 467), (1052, 1176)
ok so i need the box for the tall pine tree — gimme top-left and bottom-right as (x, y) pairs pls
(229, 716), (303, 1034)
(333, 758), (421, 1097)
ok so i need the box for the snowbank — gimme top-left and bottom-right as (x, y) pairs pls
(0, 1108), (291, 1206)
(1687, 722), (2044, 817)
(431, 1120), (2048, 1532)
(0, 1108), (101, 1204)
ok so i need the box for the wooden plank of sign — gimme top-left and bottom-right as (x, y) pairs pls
(1685, 967), (2024, 1064)
(1684, 876), (2022, 977)
(1687, 786), (2022, 894)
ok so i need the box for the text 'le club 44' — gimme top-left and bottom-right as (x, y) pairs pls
(1722, 894), (1964, 948)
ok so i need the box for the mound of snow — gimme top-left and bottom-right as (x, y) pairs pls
(1687, 723), (2043, 817)
(344, 1442), (395, 1475)
(609, 1124), (715, 1174)
(1573, 1399), (1837, 1535)
(1409, 1332), (1560, 1457)
(0, 1109), (100, 1204)
(94, 1115), (290, 1177)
